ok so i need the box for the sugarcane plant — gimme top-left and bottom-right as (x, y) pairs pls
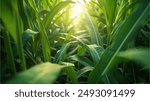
(0, 0), (149, 84)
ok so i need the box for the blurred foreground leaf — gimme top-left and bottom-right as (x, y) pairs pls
(7, 62), (67, 84)
(0, 0), (26, 70)
(118, 48), (150, 69)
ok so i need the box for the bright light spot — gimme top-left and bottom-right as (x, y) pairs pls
(70, 3), (83, 19)
(70, 0), (91, 25)
(72, 0), (91, 4)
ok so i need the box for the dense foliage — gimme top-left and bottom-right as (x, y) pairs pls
(0, 0), (150, 84)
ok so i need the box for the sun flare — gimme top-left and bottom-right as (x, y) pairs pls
(70, 0), (91, 21)
(70, 2), (83, 19)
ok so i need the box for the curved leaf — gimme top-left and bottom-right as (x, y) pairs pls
(78, 67), (93, 78)
(87, 44), (104, 64)
(70, 55), (94, 67)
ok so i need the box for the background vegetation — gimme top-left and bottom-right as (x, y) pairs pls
(0, 0), (150, 84)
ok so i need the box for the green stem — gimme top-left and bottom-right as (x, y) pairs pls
(32, 0), (51, 62)
(16, 16), (27, 70)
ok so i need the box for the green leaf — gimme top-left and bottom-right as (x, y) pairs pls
(0, 0), (26, 70)
(84, 11), (103, 46)
(27, 0), (35, 10)
(118, 48), (150, 69)
(77, 45), (87, 56)
(3, 32), (16, 75)
(70, 55), (94, 67)
(78, 67), (93, 78)
(0, 0), (23, 43)
(99, 0), (117, 33)
(88, 0), (150, 83)
(101, 69), (128, 84)
(43, 1), (74, 30)
(114, 0), (138, 24)
(26, 0), (52, 62)
(7, 62), (66, 84)
(61, 62), (78, 84)
(87, 44), (104, 64)
(22, 29), (38, 46)
(54, 43), (70, 63)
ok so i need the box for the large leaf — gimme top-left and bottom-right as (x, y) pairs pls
(7, 62), (67, 84)
(0, 0), (23, 44)
(88, 0), (150, 83)
(0, 0), (26, 70)
(102, 69), (128, 84)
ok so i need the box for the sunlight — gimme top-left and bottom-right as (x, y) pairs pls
(70, 0), (90, 24)
(69, 0), (91, 26)
(70, 1), (83, 19)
